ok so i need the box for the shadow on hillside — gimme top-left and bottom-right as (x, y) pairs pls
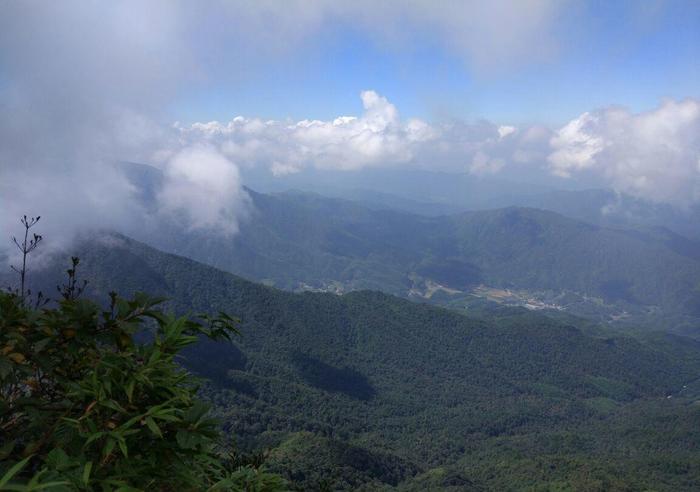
(416, 258), (483, 290)
(184, 340), (255, 395)
(292, 352), (376, 401)
(598, 278), (636, 303)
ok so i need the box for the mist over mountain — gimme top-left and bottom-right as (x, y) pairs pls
(241, 165), (700, 239)
(109, 163), (700, 336)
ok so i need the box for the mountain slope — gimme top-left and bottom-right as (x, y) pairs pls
(115, 163), (700, 329)
(18, 235), (700, 490)
(135, 187), (700, 326)
(445, 207), (700, 309)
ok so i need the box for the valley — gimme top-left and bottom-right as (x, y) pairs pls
(5, 178), (700, 489)
(116, 173), (700, 337)
(10, 232), (700, 490)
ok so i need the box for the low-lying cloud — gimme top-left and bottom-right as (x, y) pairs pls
(174, 90), (551, 180)
(174, 90), (556, 181)
(0, 1), (697, 262)
(176, 91), (436, 176)
(548, 98), (700, 206)
(179, 93), (700, 208)
(1, 0), (566, 256)
(157, 146), (251, 234)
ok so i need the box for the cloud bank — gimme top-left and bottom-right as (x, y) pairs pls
(157, 146), (251, 234)
(0, 0), (570, 255)
(0, 1), (242, 257)
(0, 0), (697, 262)
(549, 99), (700, 206)
(178, 93), (700, 208)
(174, 91), (435, 176)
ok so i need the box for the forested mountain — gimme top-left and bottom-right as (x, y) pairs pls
(242, 166), (700, 240)
(16, 235), (700, 490)
(121, 178), (700, 333)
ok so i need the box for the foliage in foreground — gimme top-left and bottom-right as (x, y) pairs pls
(0, 281), (288, 491)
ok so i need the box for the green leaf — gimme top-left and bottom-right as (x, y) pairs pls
(27, 481), (72, 490)
(33, 337), (51, 353)
(183, 401), (209, 424)
(144, 417), (162, 438)
(100, 399), (126, 413)
(114, 486), (144, 492)
(148, 349), (161, 365)
(176, 430), (198, 450)
(0, 455), (32, 489)
(207, 479), (234, 491)
(85, 432), (105, 447)
(102, 437), (116, 459)
(125, 380), (135, 402)
(116, 437), (128, 458)
(45, 448), (70, 471)
(82, 461), (93, 486)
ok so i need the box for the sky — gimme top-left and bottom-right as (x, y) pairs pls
(0, 0), (699, 252)
(171, 1), (700, 126)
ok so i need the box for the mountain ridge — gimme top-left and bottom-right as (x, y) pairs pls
(124, 186), (700, 335)
(9, 232), (700, 489)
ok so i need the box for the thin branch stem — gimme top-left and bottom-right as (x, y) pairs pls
(10, 215), (42, 301)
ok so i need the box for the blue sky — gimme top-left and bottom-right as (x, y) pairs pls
(171, 1), (700, 126)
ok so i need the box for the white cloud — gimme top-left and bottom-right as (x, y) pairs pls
(498, 126), (517, 139)
(176, 90), (559, 182)
(432, 119), (551, 176)
(177, 90), (438, 175)
(164, 93), (700, 209)
(0, 0), (590, 251)
(0, 0), (696, 265)
(333, 0), (567, 74)
(548, 112), (606, 177)
(157, 146), (251, 234)
(548, 99), (700, 205)
(470, 151), (506, 175)
(0, 1), (186, 256)
(0, 1), (247, 255)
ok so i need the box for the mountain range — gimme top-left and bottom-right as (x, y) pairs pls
(241, 166), (700, 240)
(116, 170), (700, 335)
(9, 233), (700, 490)
(4, 163), (700, 489)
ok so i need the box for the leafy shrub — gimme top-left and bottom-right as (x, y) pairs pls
(0, 278), (288, 491)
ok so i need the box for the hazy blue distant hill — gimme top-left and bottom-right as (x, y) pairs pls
(242, 165), (700, 239)
(445, 207), (700, 309)
(518, 188), (700, 240)
(242, 166), (557, 212)
(115, 177), (700, 330)
(107, 162), (700, 337)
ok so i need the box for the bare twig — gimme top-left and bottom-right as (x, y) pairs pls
(10, 215), (42, 301)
